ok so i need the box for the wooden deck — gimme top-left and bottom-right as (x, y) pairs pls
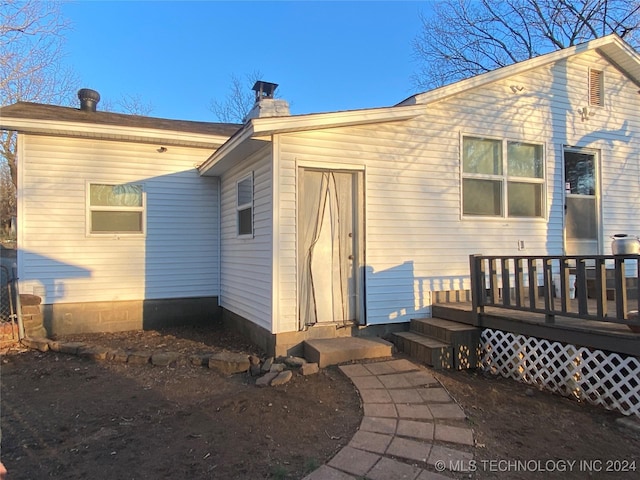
(452, 254), (640, 357)
(433, 301), (640, 357)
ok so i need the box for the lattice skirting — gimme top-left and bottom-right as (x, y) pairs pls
(481, 329), (640, 418)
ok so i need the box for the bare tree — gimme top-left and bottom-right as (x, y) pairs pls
(0, 159), (16, 238)
(413, 0), (640, 89)
(101, 93), (155, 116)
(209, 71), (265, 123)
(1, 0), (78, 183)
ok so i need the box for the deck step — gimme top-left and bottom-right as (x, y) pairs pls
(411, 318), (480, 343)
(303, 337), (393, 368)
(431, 304), (476, 324)
(392, 318), (481, 370)
(391, 331), (453, 370)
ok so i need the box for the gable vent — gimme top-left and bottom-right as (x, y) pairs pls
(589, 69), (603, 107)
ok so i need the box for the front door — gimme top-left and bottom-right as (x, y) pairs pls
(564, 148), (600, 255)
(298, 168), (363, 329)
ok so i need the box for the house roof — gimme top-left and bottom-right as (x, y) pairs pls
(198, 103), (428, 175)
(398, 34), (640, 106)
(199, 34), (640, 176)
(0, 102), (241, 148)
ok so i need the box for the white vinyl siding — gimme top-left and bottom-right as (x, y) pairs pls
(273, 49), (640, 328)
(219, 147), (273, 332)
(17, 136), (220, 304)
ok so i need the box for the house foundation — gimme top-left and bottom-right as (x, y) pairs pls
(222, 308), (408, 357)
(42, 296), (221, 335)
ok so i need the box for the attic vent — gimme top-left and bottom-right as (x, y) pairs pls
(589, 69), (603, 106)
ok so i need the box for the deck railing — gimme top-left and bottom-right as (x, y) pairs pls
(469, 254), (640, 329)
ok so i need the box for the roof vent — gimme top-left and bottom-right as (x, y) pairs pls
(78, 88), (101, 112)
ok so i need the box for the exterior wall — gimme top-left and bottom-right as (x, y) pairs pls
(274, 50), (639, 329)
(17, 134), (221, 332)
(219, 146), (273, 333)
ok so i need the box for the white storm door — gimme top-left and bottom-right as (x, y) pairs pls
(564, 149), (600, 255)
(298, 169), (362, 328)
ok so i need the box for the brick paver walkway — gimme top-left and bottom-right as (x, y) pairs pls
(303, 358), (474, 480)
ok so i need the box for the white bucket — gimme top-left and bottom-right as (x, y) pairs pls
(569, 274), (576, 299)
(553, 274), (576, 299)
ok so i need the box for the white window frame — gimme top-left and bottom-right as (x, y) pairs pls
(236, 172), (254, 238)
(461, 135), (546, 219)
(86, 182), (146, 237)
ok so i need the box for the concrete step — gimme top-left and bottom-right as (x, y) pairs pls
(303, 337), (393, 368)
(392, 331), (453, 370)
(411, 318), (481, 370)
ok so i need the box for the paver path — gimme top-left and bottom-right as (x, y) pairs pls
(303, 358), (474, 480)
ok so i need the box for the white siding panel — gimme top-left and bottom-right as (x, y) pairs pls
(18, 135), (220, 304)
(274, 49), (639, 328)
(219, 147), (273, 332)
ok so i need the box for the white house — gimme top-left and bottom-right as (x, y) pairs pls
(2, 34), (639, 355)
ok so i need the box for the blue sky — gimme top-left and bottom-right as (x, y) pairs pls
(61, 1), (431, 122)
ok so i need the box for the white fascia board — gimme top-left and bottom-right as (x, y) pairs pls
(250, 104), (425, 136)
(401, 35), (637, 106)
(198, 105), (425, 175)
(197, 124), (256, 175)
(0, 117), (230, 148)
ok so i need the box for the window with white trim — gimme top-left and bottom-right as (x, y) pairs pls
(88, 183), (145, 234)
(462, 137), (544, 218)
(237, 173), (253, 236)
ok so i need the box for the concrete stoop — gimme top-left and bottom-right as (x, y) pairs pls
(304, 337), (393, 368)
(392, 318), (481, 370)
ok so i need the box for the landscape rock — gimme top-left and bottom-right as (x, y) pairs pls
(271, 370), (293, 386)
(249, 355), (261, 365)
(21, 337), (50, 352)
(208, 352), (250, 375)
(127, 352), (151, 365)
(151, 352), (181, 367)
(189, 354), (208, 366)
(107, 350), (129, 363)
(78, 346), (109, 361)
(284, 356), (307, 368)
(300, 362), (319, 376)
(255, 372), (278, 387)
(269, 363), (285, 373)
(56, 342), (87, 355)
(250, 364), (262, 376)
(261, 357), (274, 373)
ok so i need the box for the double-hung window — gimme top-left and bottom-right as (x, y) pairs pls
(462, 136), (544, 218)
(237, 173), (253, 237)
(88, 183), (145, 235)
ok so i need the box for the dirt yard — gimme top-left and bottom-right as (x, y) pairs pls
(1, 324), (639, 479)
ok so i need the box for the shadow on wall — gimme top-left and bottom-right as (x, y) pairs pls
(364, 261), (469, 324)
(18, 249), (92, 303)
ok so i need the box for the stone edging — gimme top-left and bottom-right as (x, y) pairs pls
(19, 337), (319, 387)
